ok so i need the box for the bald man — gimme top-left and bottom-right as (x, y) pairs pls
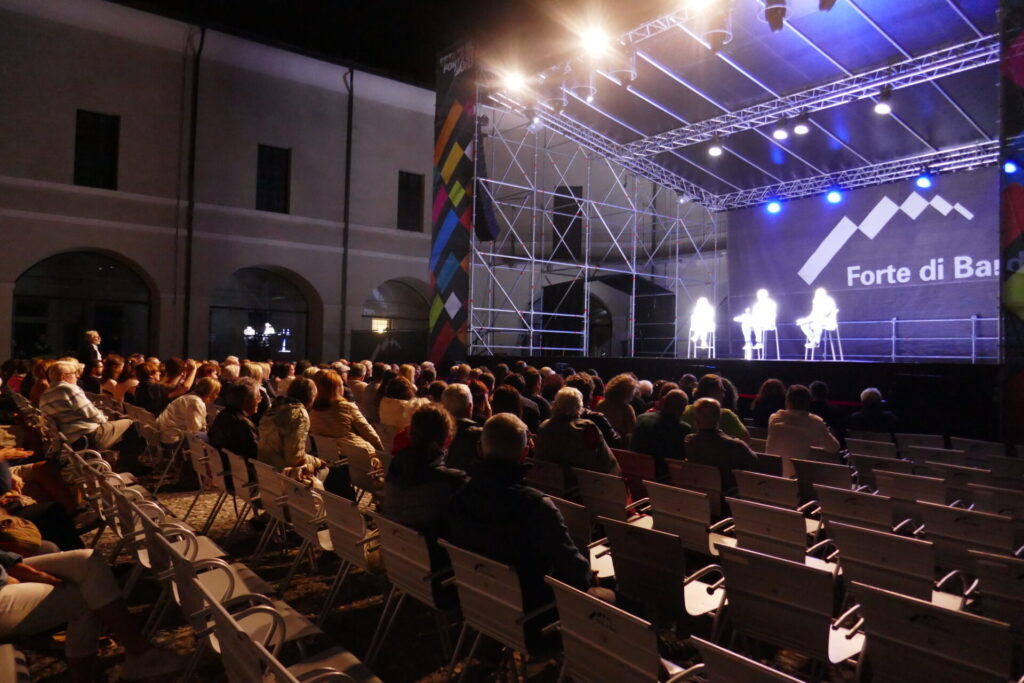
(684, 398), (758, 493)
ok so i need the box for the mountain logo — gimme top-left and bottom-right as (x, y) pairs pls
(797, 191), (974, 286)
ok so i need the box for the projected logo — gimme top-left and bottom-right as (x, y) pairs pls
(797, 191), (974, 285)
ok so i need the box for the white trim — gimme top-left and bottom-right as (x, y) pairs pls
(0, 175), (178, 207)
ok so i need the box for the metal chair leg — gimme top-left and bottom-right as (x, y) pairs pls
(316, 561), (352, 626)
(279, 540), (311, 592)
(367, 593), (406, 666)
(201, 490), (229, 535)
(445, 623), (470, 683)
(457, 631), (484, 683)
(365, 585), (398, 664)
(226, 502), (252, 543)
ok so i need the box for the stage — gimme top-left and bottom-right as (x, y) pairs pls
(468, 354), (1003, 441)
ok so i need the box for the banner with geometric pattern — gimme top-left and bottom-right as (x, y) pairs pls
(429, 43), (476, 366)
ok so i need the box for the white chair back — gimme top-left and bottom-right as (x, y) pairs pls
(599, 516), (690, 622)
(572, 468), (633, 524)
(222, 449), (258, 506)
(848, 453), (914, 489)
(322, 491), (373, 570)
(666, 459), (722, 518)
(310, 432), (343, 464)
(814, 484), (894, 533)
(374, 423), (398, 454)
(523, 459), (573, 499)
(727, 497), (809, 564)
(873, 470), (945, 522)
(251, 461), (290, 525)
(828, 520), (935, 601)
(645, 481), (714, 555)
(690, 636), (803, 682)
(280, 477), (324, 548)
(969, 549), (1024, 632)
(893, 432), (945, 452)
(917, 501), (1016, 572)
(904, 445), (966, 466)
(547, 495), (592, 557)
(735, 470), (800, 510)
(846, 437), (898, 459)
(367, 511), (439, 608)
(949, 437), (1008, 458)
(791, 459), (853, 503)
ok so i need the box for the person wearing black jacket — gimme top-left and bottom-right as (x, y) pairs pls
(440, 384), (482, 475)
(208, 378), (260, 463)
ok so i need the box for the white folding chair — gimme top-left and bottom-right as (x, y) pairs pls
(548, 495), (614, 579)
(917, 501), (1019, 572)
(573, 467), (652, 527)
(845, 437), (899, 459)
(848, 453), (915, 490)
(317, 491), (378, 626)
(791, 458), (854, 504)
(222, 448), (260, 541)
(250, 461), (293, 564)
(734, 470), (820, 537)
(279, 477), (332, 592)
(727, 497), (834, 570)
(310, 432), (346, 465)
(666, 459), (723, 519)
(184, 435), (234, 535)
(814, 484), (903, 534)
(646, 481), (735, 557)
(684, 637), (804, 682)
(872, 470), (945, 523)
(949, 436), (1009, 459)
(523, 458), (576, 500)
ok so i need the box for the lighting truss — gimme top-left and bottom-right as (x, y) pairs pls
(716, 141), (999, 210)
(621, 35), (999, 159)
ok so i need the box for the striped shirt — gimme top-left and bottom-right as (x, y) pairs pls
(39, 381), (107, 443)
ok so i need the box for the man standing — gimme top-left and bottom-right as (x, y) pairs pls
(80, 330), (102, 363)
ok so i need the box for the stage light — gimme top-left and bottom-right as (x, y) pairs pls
(793, 114), (810, 136)
(915, 172), (933, 189)
(874, 86), (892, 115)
(766, 200), (782, 214)
(826, 189), (842, 204)
(772, 120), (789, 141)
(701, 2), (734, 52)
(503, 71), (527, 93)
(1005, 160), (1019, 174)
(708, 139), (723, 157)
(764, 0), (787, 32)
(580, 26), (610, 59)
(678, 194), (689, 204)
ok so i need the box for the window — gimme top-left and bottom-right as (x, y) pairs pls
(256, 144), (291, 213)
(74, 110), (120, 190)
(397, 170), (424, 232)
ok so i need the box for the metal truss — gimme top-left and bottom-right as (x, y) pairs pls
(716, 140), (999, 209)
(469, 104), (722, 359)
(620, 35), (999, 159)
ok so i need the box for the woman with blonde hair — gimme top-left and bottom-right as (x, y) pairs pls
(309, 370), (383, 460)
(596, 373), (639, 443)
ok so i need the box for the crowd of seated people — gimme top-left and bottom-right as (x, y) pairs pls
(6, 330), (999, 681)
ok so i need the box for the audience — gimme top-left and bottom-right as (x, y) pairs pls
(441, 383), (482, 475)
(630, 389), (690, 478)
(156, 377), (221, 434)
(40, 361), (133, 452)
(849, 387), (899, 434)
(257, 377), (323, 478)
(565, 373), (622, 447)
(766, 384), (840, 476)
(523, 368), (551, 421)
(502, 373), (541, 433)
(379, 376), (416, 429)
(596, 374), (638, 443)
(309, 370), (382, 460)
(809, 380), (846, 444)
(681, 374), (750, 443)
(535, 387), (620, 477)
(685, 398), (758, 493)
(208, 377), (260, 462)
(751, 378), (786, 429)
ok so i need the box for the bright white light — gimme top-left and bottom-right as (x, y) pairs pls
(793, 121), (810, 135)
(708, 143), (723, 157)
(689, 297), (715, 352)
(243, 325), (256, 338)
(687, 0), (717, 10)
(586, 93), (595, 103)
(580, 26), (610, 58)
(263, 322), (276, 336)
(766, 201), (782, 213)
(873, 100), (892, 115)
(504, 71), (527, 92)
(915, 173), (933, 189)
(826, 190), (842, 203)
(797, 287), (839, 348)
(733, 288), (778, 359)
(772, 125), (789, 141)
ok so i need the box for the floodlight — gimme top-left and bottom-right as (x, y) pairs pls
(826, 189), (842, 203)
(873, 86), (892, 115)
(504, 71), (527, 93)
(793, 114), (810, 135)
(915, 172), (933, 189)
(764, 0), (787, 31)
(580, 26), (609, 58)
(678, 194), (689, 204)
(702, 3), (734, 52)
(1005, 160), (1019, 174)
(708, 139), (723, 157)
(772, 120), (789, 140)
(766, 200), (782, 214)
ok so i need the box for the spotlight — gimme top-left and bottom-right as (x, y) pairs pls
(678, 194), (689, 204)
(772, 120), (789, 141)
(764, 0), (787, 32)
(503, 71), (527, 93)
(873, 86), (892, 115)
(580, 26), (609, 59)
(793, 114), (810, 136)
(1005, 160), (1019, 174)
(586, 92), (595, 103)
(819, 0), (838, 9)
(702, 3), (734, 52)
(708, 139), (723, 157)
(915, 172), (933, 189)
(766, 200), (782, 214)
(826, 189), (842, 204)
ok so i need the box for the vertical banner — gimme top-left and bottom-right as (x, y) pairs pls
(1001, 1), (1024, 444)
(429, 43), (476, 365)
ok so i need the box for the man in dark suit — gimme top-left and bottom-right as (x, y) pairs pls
(79, 330), (102, 362)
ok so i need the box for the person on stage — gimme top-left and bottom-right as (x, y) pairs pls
(689, 297), (715, 352)
(733, 289), (777, 358)
(797, 288), (838, 349)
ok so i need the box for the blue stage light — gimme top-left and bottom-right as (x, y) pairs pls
(826, 190), (842, 204)
(915, 173), (933, 189)
(766, 201), (782, 214)
(1005, 160), (1019, 175)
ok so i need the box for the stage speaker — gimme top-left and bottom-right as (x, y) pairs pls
(552, 186), (582, 261)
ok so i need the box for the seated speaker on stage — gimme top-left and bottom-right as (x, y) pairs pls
(688, 297), (715, 352)
(733, 288), (777, 359)
(797, 287), (838, 349)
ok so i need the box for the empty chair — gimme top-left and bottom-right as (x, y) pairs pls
(903, 445), (965, 466)
(827, 521), (964, 610)
(920, 460), (993, 504)
(735, 470), (800, 509)
(949, 436), (1008, 458)
(727, 497), (831, 568)
(548, 495), (613, 579)
(791, 459), (853, 504)
(612, 448), (657, 500)
(815, 484), (898, 534)
(967, 482), (1024, 519)
(666, 459), (723, 518)
(984, 454), (1024, 485)
(893, 432), (945, 451)
(317, 491), (378, 625)
(845, 437), (898, 459)
(801, 446), (843, 465)
(365, 512), (455, 666)
(546, 576), (688, 683)
(438, 540), (546, 681)
(686, 637), (803, 682)
(573, 467), (651, 527)
(523, 458), (574, 499)
(646, 481), (734, 557)
(872, 470), (945, 522)
(717, 545), (862, 670)
(851, 581), (1014, 683)
(917, 501), (1017, 572)
(968, 549), (1024, 633)
(846, 429), (894, 444)
(848, 453), (914, 489)
(753, 452), (783, 477)
(599, 516), (725, 628)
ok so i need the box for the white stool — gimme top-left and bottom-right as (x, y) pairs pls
(804, 327), (843, 361)
(687, 330), (716, 359)
(754, 327), (780, 360)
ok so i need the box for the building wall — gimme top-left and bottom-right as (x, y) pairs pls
(0, 0), (434, 361)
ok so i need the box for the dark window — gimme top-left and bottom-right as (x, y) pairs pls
(397, 170), (424, 232)
(552, 185), (583, 261)
(256, 144), (291, 213)
(74, 110), (119, 190)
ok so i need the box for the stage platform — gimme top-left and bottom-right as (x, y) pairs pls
(468, 355), (1003, 441)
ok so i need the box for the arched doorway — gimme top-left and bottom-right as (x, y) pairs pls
(352, 279), (429, 362)
(208, 267), (309, 361)
(12, 251), (152, 358)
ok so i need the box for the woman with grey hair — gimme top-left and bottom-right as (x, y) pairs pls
(535, 387), (620, 478)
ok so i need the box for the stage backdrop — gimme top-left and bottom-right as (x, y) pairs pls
(727, 167), (999, 362)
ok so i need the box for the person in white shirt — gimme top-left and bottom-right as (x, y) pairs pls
(156, 377), (221, 435)
(766, 384), (840, 477)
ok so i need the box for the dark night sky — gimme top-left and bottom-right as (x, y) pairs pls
(108, 0), (669, 88)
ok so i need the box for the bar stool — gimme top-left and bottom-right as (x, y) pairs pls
(755, 326), (780, 360)
(804, 327), (843, 361)
(687, 329), (716, 359)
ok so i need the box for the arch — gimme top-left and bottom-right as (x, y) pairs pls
(208, 266), (318, 361)
(361, 278), (429, 330)
(12, 249), (156, 358)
